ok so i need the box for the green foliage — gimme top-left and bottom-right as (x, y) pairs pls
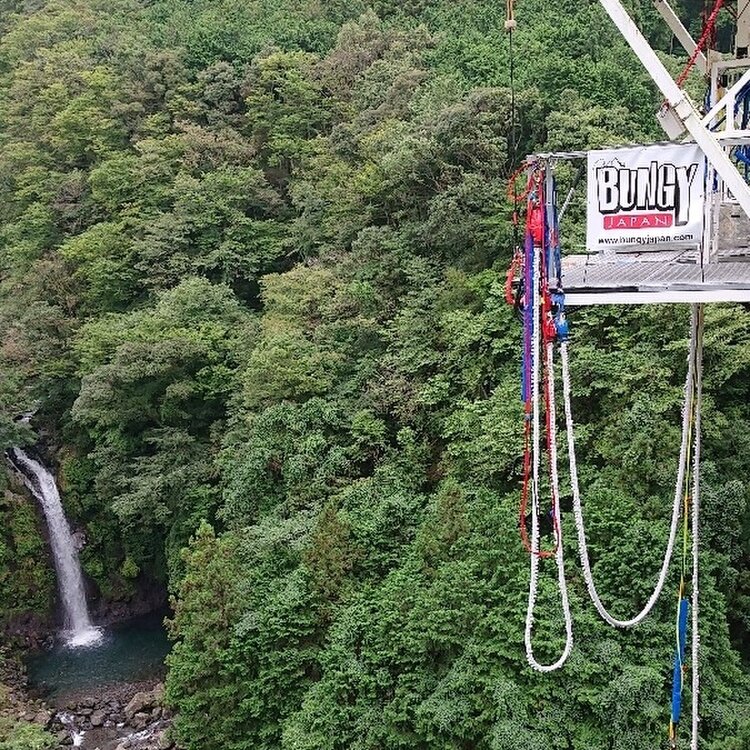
(0, 480), (54, 622)
(0, 652), (55, 747)
(71, 277), (250, 578)
(165, 521), (246, 748)
(0, 720), (55, 750)
(0, 1), (748, 749)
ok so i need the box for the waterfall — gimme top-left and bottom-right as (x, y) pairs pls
(9, 448), (102, 648)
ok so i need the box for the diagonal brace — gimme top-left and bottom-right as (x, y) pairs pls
(701, 67), (750, 131)
(653, 0), (708, 75)
(599, 0), (750, 221)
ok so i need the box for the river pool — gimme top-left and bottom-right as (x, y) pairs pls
(26, 610), (171, 700)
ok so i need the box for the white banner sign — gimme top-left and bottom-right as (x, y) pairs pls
(586, 143), (705, 252)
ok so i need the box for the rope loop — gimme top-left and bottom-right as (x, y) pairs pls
(560, 308), (703, 630)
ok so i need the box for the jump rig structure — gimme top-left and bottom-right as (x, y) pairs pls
(505, 1), (750, 748)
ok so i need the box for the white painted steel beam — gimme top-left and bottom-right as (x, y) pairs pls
(652, 0), (707, 74)
(714, 129), (750, 141)
(598, 0), (750, 221)
(701, 67), (750, 131)
(714, 58), (750, 72)
(566, 289), (750, 305)
(737, 0), (750, 56)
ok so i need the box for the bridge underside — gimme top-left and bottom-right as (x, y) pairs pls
(562, 247), (750, 305)
(553, 164), (750, 305)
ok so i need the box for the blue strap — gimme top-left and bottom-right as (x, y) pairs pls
(552, 290), (569, 341)
(671, 597), (690, 724)
(521, 227), (534, 402)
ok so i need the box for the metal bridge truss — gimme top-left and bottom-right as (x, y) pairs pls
(546, 0), (750, 305)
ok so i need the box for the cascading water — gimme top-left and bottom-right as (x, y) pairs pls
(9, 448), (102, 648)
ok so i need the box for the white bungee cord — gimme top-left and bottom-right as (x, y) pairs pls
(517, 176), (704, 741)
(523, 243), (573, 673)
(524, 265), (703, 691)
(539, 298), (704, 746)
(690, 304), (704, 750)
(558, 305), (702, 628)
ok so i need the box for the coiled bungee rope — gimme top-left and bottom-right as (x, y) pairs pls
(508, 161), (704, 746)
(560, 306), (703, 747)
(559, 306), (702, 628)
(522, 256), (573, 671)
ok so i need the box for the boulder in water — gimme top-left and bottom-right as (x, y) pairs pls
(132, 711), (150, 730)
(124, 692), (152, 721)
(123, 682), (164, 723)
(32, 708), (51, 727)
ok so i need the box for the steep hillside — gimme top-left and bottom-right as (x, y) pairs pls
(0, 1), (748, 748)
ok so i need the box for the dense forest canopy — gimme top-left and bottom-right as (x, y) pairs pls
(0, 0), (749, 748)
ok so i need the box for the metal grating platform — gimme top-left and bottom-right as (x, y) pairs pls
(536, 144), (750, 305)
(562, 248), (750, 305)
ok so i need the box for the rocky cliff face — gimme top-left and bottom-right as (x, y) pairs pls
(90, 580), (168, 629)
(2, 458), (168, 648)
(51, 681), (175, 750)
(0, 647), (56, 747)
(1, 652), (176, 750)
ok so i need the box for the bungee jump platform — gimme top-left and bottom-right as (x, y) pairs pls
(502, 1), (750, 747)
